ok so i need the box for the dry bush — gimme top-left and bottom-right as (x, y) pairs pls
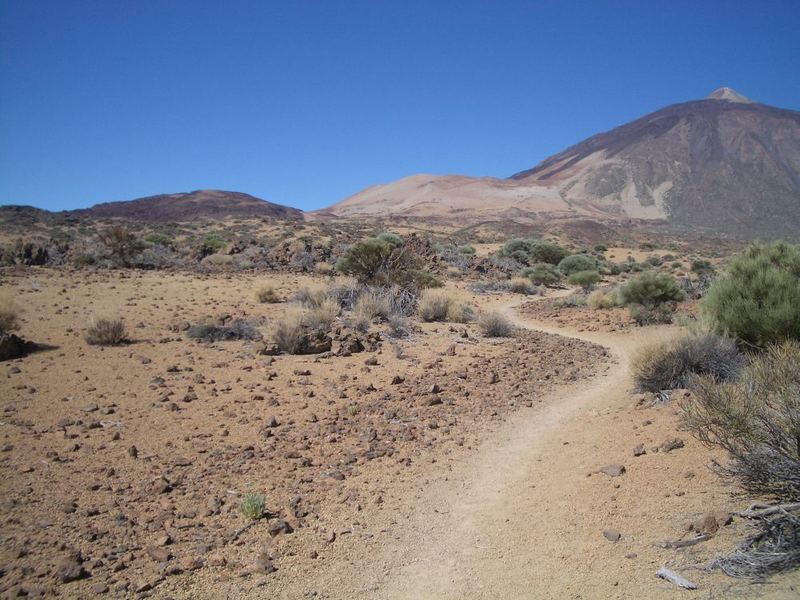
(418, 289), (472, 323)
(293, 282), (329, 308)
(255, 284), (280, 303)
(353, 289), (391, 321)
(187, 319), (261, 342)
(0, 294), (20, 332)
(386, 315), (411, 339)
(507, 276), (535, 295)
(633, 333), (744, 393)
(479, 311), (514, 337)
(314, 262), (333, 275)
(418, 289), (452, 322)
(303, 297), (340, 330)
(328, 277), (363, 310)
(85, 317), (127, 346)
(269, 307), (308, 353)
(588, 288), (620, 310)
(681, 340), (800, 502)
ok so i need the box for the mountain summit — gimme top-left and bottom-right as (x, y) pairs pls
(326, 90), (800, 237)
(706, 87), (752, 103)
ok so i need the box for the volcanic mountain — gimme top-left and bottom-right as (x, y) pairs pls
(72, 189), (302, 222)
(325, 88), (800, 237)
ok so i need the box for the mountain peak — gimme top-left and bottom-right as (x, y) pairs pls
(706, 87), (752, 103)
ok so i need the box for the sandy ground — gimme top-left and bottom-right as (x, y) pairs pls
(1, 268), (798, 599)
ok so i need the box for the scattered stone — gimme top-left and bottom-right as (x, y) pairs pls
(603, 529), (621, 542)
(632, 444), (646, 457)
(599, 464), (626, 477)
(660, 438), (685, 452)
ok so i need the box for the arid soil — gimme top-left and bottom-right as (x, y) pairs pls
(1, 269), (606, 598)
(1, 268), (798, 599)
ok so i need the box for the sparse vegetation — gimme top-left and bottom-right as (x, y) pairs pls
(187, 319), (261, 342)
(255, 283), (280, 303)
(418, 289), (472, 322)
(98, 226), (145, 267)
(239, 493), (266, 521)
(587, 288), (620, 309)
(619, 271), (685, 324)
(85, 317), (128, 346)
(633, 333), (744, 393)
(303, 297), (340, 329)
(0, 295), (20, 332)
(478, 311), (514, 337)
(701, 242), (800, 347)
(507, 276), (536, 294)
(521, 263), (562, 286)
(557, 254), (598, 276)
(567, 269), (600, 291)
(269, 308), (309, 353)
(681, 340), (800, 502)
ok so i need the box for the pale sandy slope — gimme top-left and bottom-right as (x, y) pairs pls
(323, 174), (592, 219)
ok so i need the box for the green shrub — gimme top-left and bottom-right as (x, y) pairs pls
(529, 242), (570, 265)
(458, 244), (476, 255)
(557, 254), (598, 276)
(239, 493), (266, 521)
(98, 226), (145, 267)
(85, 317), (128, 346)
(376, 232), (403, 247)
(701, 242), (800, 347)
(478, 311), (514, 337)
(553, 294), (587, 309)
(691, 259), (715, 274)
(619, 271), (685, 308)
(521, 263), (561, 286)
(567, 270), (600, 291)
(499, 239), (535, 259)
(681, 341), (800, 501)
(336, 238), (394, 283)
(633, 333), (744, 392)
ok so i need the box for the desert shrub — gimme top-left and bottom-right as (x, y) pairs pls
(691, 259), (715, 274)
(335, 238), (394, 283)
(521, 263), (562, 286)
(558, 254), (598, 276)
(303, 298), (340, 330)
(478, 311), (514, 337)
(606, 262), (624, 275)
(269, 308), (308, 353)
(98, 226), (145, 267)
(507, 276), (535, 294)
(567, 270), (600, 291)
(239, 493), (266, 521)
(255, 284), (280, 303)
(290, 250), (315, 271)
(409, 269), (443, 289)
(201, 254), (234, 267)
(0, 295), (20, 332)
(376, 232), (403, 247)
(529, 242), (570, 265)
(418, 289), (471, 323)
(328, 277), (363, 310)
(187, 319), (261, 342)
(645, 254), (663, 266)
(499, 239), (535, 259)
(143, 232), (173, 247)
(681, 341), (800, 502)
(701, 242), (800, 347)
(386, 315), (411, 338)
(553, 293), (587, 309)
(202, 234), (227, 253)
(458, 244), (476, 255)
(85, 317), (128, 346)
(353, 289), (391, 323)
(633, 333), (744, 393)
(619, 271), (685, 309)
(314, 262), (334, 275)
(294, 283), (329, 308)
(587, 288), (620, 310)
(418, 289), (452, 322)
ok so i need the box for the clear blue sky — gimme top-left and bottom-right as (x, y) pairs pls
(2, 0), (799, 212)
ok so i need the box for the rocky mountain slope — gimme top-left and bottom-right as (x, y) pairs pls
(71, 189), (302, 222)
(325, 89), (800, 237)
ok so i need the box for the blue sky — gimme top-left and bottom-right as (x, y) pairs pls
(1, 0), (799, 212)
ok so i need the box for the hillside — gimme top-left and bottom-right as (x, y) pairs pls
(71, 189), (302, 222)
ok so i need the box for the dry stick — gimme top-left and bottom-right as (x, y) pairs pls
(655, 567), (698, 590)
(657, 534), (711, 549)
(736, 502), (800, 519)
(230, 520), (258, 542)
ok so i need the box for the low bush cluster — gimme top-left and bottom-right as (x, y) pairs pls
(417, 289), (473, 323)
(187, 319), (261, 342)
(85, 317), (128, 346)
(478, 311), (514, 337)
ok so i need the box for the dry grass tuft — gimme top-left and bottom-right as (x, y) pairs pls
(255, 284), (280, 303)
(85, 317), (128, 346)
(0, 294), (20, 332)
(478, 311), (514, 337)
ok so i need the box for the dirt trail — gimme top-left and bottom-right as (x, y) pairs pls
(212, 296), (795, 600)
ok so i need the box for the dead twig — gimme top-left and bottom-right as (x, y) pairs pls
(657, 534), (711, 549)
(656, 566), (698, 589)
(736, 502), (800, 519)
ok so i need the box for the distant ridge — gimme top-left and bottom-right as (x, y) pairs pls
(72, 189), (302, 222)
